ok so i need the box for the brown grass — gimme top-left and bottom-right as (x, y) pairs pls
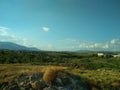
(42, 66), (67, 84)
(0, 64), (67, 84)
(43, 67), (56, 84)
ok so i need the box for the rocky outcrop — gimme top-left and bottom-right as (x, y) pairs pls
(0, 71), (88, 90)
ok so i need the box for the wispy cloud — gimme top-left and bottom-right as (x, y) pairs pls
(0, 26), (9, 36)
(0, 26), (9, 31)
(65, 38), (81, 44)
(37, 44), (58, 51)
(60, 38), (120, 51)
(1, 26), (120, 51)
(0, 26), (31, 47)
(110, 39), (120, 45)
(41, 27), (50, 32)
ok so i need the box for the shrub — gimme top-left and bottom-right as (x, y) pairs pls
(42, 66), (66, 84)
(43, 67), (58, 84)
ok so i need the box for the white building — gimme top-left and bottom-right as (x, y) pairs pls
(112, 54), (120, 58)
(97, 53), (104, 57)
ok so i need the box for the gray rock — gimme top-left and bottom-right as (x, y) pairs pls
(61, 77), (71, 86)
(24, 83), (32, 90)
(3, 85), (20, 90)
(29, 73), (42, 82)
(29, 75), (35, 81)
(39, 79), (46, 88)
(9, 80), (17, 86)
(43, 87), (56, 90)
(17, 74), (29, 84)
(0, 72), (88, 90)
(19, 82), (24, 86)
(30, 80), (43, 90)
(0, 82), (8, 90)
(55, 78), (63, 86)
(57, 87), (68, 90)
(69, 77), (77, 85)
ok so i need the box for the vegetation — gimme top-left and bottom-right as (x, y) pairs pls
(67, 68), (120, 90)
(0, 50), (120, 90)
(0, 50), (120, 70)
(43, 66), (66, 84)
(0, 64), (120, 90)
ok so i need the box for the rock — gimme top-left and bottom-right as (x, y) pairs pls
(19, 82), (24, 86)
(17, 74), (29, 84)
(0, 82), (8, 90)
(39, 79), (46, 88)
(69, 77), (77, 85)
(64, 85), (72, 90)
(0, 71), (88, 90)
(8, 81), (20, 90)
(43, 86), (56, 90)
(3, 85), (20, 90)
(61, 77), (71, 86)
(29, 73), (42, 82)
(9, 85), (20, 90)
(57, 87), (68, 90)
(20, 82), (32, 90)
(29, 75), (36, 82)
(55, 78), (63, 86)
(8, 80), (17, 86)
(30, 80), (43, 90)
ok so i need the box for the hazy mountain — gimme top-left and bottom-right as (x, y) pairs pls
(74, 50), (93, 52)
(0, 42), (40, 51)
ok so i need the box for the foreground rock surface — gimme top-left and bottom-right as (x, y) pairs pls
(0, 71), (88, 90)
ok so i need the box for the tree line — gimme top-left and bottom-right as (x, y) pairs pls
(0, 50), (120, 70)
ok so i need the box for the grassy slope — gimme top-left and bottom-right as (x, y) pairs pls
(0, 64), (120, 90)
(0, 64), (66, 83)
(67, 68), (120, 89)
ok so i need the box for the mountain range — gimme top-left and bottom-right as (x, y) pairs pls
(0, 42), (40, 51)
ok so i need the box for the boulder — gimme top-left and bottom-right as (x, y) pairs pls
(30, 80), (45, 90)
(3, 84), (20, 90)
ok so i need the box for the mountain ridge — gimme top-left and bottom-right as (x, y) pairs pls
(0, 42), (40, 51)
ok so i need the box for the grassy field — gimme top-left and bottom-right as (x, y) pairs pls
(0, 51), (120, 89)
(0, 64), (66, 83)
(67, 68), (120, 89)
(0, 64), (120, 90)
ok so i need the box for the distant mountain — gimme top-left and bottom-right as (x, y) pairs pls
(0, 42), (40, 51)
(74, 50), (93, 52)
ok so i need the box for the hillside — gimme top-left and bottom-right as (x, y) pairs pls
(0, 42), (39, 51)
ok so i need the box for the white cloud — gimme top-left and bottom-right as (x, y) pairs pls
(102, 44), (109, 49)
(41, 27), (50, 32)
(1, 26), (120, 51)
(37, 44), (58, 51)
(65, 39), (80, 43)
(0, 26), (9, 31)
(110, 39), (119, 44)
(0, 26), (32, 47)
(60, 38), (120, 51)
(0, 26), (9, 36)
(79, 43), (109, 50)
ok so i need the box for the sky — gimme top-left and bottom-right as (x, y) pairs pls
(0, 0), (120, 51)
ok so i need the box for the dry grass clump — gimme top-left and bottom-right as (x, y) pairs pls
(43, 66), (67, 84)
(43, 67), (56, 84)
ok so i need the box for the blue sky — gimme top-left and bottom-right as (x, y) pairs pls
(0, 0), (120, 51)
